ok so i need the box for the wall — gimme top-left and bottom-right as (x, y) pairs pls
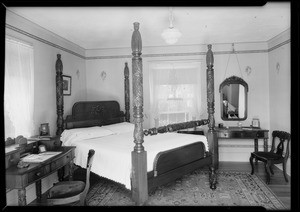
(268, 29), (291, 175)
(5, 10), (87, 205)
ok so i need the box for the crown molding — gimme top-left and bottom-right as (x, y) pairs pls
(6, 24), (290, 60)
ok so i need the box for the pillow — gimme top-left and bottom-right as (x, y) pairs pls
(101, 122), (134, 134)
(61, 126), (115, 146)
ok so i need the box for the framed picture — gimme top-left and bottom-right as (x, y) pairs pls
(38, 144), (47, 153)
(252, 118), (260, 128)
(63, 75), (71, 96)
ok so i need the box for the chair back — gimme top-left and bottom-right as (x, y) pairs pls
(78, 149), (95, 205)
(270, 130), (290, 159)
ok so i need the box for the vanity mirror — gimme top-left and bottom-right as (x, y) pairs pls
(219, 76), (248, 121)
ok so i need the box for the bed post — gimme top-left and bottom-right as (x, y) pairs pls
(56, 54), (64, 136)
(130, 22), (148, 205)
(206, 44), (218, 189)
(124, 62), (130, 122)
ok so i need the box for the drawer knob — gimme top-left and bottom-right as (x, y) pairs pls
(66, 155), (69, 159)
(36, 172), (41, 176)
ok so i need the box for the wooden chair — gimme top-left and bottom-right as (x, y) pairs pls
(46, 149), (95, 205)
(250, 130), (290, 184)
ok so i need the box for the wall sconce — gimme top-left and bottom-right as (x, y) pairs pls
(245, 66), (252, 76)
(101, 71), (107, 80)
(276, 62), (280, 73)
(76, 69), (80, 79)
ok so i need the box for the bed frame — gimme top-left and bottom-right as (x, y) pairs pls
(55, 22), (218, 205)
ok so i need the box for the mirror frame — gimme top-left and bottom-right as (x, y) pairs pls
(219, 75), (248, 121)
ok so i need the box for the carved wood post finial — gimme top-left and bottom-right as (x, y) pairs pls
(206, 44), (214, 67)
(124, 62), (130, 122)
(131, 22), (142, 57)
(56, 54), (64, 136)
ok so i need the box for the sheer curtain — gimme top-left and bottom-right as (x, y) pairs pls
(149, 61), (201, 127)
(4, 37), (35, 138)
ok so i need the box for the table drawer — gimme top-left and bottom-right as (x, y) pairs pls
(50, 151), (73, 171)
(27, 164), (50, 184)
(255, 131), (267, 138)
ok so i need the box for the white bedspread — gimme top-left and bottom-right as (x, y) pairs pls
(62, 131), (208, 189)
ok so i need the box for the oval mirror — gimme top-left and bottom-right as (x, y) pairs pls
(219, 76), (248, 121)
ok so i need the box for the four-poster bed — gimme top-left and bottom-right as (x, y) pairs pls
(55, 22), (218, 205)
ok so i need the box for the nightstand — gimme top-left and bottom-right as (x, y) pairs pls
(35, 136), (62, 151)
(177, 127), (204, 135)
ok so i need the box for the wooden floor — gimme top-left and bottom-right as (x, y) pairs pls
(29, 161), (291, 208)
(218, 161), (291, 209)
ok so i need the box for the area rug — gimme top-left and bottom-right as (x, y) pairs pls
(84, 170), (286, 209)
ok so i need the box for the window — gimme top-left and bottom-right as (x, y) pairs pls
(4, 37), (35, 139)
(149, 61), (202, 127)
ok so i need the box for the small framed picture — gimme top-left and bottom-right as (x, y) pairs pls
(39, 145), (47, 153)
(252, 118), (260, 128)
(63, 75), (71, 96)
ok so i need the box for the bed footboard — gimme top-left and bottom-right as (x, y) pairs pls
(147, 142), (211, 192)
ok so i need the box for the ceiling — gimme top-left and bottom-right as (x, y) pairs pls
(8, 3), (290, 50)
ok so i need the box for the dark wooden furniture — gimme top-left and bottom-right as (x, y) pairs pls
(5, 141), (39, 169)
(250, 130), (290, 184)
(5, 146), (75, 206)
(216, 127), (269, 153)
(64, 101), (125, 130)
(55, 22), (218, 205)
(46, 149), (95, 205)
(177, 127), (205, 135)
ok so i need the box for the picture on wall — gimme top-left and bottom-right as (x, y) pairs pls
(63, 75), (71, 96)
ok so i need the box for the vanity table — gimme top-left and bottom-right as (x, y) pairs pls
(216, 127), (269, 153)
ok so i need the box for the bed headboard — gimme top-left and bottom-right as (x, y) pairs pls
(64, 101), (125, 129)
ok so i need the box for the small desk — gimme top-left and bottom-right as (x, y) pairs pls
(6, 146), (76, 206)
(216, 127), (269, 153)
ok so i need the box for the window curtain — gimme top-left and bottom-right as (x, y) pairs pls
(149, 61), (201, 127)
(4, 37), (35, 138)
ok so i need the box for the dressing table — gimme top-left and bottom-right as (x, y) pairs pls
(216, 126), (269, 152)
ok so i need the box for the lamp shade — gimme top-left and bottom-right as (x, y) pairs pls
(161, 27), (182, 45)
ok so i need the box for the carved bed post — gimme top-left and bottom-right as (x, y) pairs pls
(130, 22), (148, 205)
(124, 62), (130, 122)
(206, 44), (218, 189)
(56, 54), (64, 136)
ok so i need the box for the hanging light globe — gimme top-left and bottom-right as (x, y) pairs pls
(161, 7), (182, 45)
(161, 27), (182, 45)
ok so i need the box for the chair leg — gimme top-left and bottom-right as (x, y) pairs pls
(249, 155), (255, 175)
(282, 161), (289, 182)
(269, 165), (274, 175)
(265, 162), (271, 184)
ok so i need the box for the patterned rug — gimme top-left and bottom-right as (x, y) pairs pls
(84, 170), (286, 209)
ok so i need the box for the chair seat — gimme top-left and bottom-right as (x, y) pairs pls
(48, 181), (85, 199)
(251, 151), (282, 161)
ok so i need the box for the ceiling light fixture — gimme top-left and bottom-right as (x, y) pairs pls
(161, 7), (182, 45)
